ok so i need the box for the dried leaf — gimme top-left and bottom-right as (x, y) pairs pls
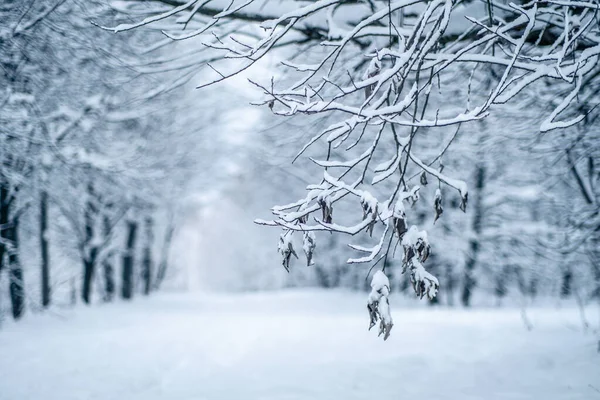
(433, 190), (443, 223)
(302, 231), (316, 266)
(416, 238), (430, 262)
(459, 192), (468, 213)
(367, 271), (393, 340)
(420, 171), (428, 185)
(366, 218), (376, 237)
(318, 196), (333, 223)
(278, 231), (297, 272)
(367, 303), (378, 330)
(393, 215), (407, 239)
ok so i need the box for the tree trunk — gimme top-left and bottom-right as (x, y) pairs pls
(122, 220), (138, 300)
(494, 265), (509, 306)
(445, 263), (454, 306)
(102, 255), (114, 302)
(82, 251), (97, 305)
(591, 245), (600, 301)
(6, 216), (24, 319)
(589, 240), (600, 352)
(560, 265), (572, 297)
(70, 277), (76, 306)
(40, 190), (50, 307)
(314, 265), (331, 288)
(461, 164), (485, 307)
(154, 222), (174, 290)
(1, 180), (24, 319)
(81, 184), (97, 305)
(0, 184), (8, 275)
(141, 217), (153, 295)
(102, 215), (115, 302)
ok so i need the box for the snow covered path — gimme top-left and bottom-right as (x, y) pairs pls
(1, 290), (598, 400)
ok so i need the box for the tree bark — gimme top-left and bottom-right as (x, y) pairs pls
(102, 215), (115, 302)
(40, 190), (50, 307)
(0, 184), (7, 276)
(560, 267), (572, 298)
(1, 179), (24, 319)
(461, 164), (485, 307)
(141, 216), (153, 295)
(154, 222), (174, 290)
(588, 238), (600, 353)
(592, 246), (600, 353)
(445, 263), (454, 306)
(81, 184), (97, 304)
(82, 252), (97, 304)
(6, 215), (24, 319)
(122, 220), (138, 300)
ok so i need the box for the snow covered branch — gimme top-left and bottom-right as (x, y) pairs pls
(109, 0), (600, 339)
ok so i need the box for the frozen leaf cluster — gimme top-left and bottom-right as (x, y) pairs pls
(278, 231), (298, 272)
(367, 270), (393, 341)
(401, 226), (438, 300)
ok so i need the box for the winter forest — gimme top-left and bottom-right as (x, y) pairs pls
(1, 0), (600, 398)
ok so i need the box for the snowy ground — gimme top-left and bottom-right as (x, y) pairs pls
(0, 290), (598, 400)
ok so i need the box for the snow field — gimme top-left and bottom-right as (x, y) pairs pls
(0, 290), (598, 400)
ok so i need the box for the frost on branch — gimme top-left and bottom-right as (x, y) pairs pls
(401, 226), (438, 300)
(278, 230), (298, 272)
(367, 270), (393, 341)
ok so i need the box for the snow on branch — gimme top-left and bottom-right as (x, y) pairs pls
(113, 0), (600, 340)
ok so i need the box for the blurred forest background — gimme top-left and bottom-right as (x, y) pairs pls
(0, 0), (599, 326)
(1, 1), (600, 398)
